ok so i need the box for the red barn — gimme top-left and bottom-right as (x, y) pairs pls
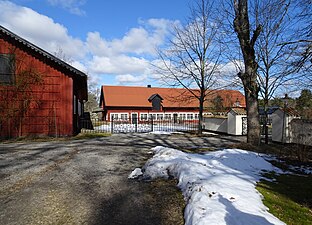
(0, 25), (87, 138)
(99, 85), (245, 122)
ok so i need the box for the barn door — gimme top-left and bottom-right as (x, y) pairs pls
(173, 113), (178, 123)
(131, 113), (138, 124)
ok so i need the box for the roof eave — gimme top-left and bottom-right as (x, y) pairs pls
(0, 25), (87, 79)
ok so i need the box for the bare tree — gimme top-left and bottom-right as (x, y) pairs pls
(53, 46), (74, 65)
(256, 0), (292, 99)
(272, 0), (312, 88)
(253, 0), (311, 143)
(233, 0), (262, 145)
(290, 0), (312, 86)
(253, 0), (296, 143)
(155, 0), (223, 134)
(84, 81), (100, 113)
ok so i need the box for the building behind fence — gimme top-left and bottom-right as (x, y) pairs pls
(202, 107), (247, 135)
(289, 119), (312, 146)
(81, 114), (198, 134)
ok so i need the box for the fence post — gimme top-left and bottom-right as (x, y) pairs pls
(111, 116), (114, 133)
(151, 115), (154, 132)
(135, 116), (138, 133)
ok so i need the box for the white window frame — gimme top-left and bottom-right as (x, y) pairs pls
(164, 114), (171, 120)
(111, 113), (119, 120)
(120, 113), (128, 121)
(140, 113), (148, 121)
(156, 114), (164, 120)
(187, 114), (194, 120)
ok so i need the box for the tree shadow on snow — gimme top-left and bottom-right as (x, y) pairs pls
(219, 195), (275, 225)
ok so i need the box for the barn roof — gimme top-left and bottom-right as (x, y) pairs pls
(101, 85), (246, 109)
(205, 89), (246, 108)
(0, 25), (87, 79)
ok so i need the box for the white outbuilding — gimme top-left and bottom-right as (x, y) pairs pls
(271, 108), (300, 143)
(227, 107), (247, 135)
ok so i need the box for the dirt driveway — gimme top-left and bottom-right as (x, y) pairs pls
(0, 133), (245, 225)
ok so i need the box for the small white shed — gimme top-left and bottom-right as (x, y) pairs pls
(227, 107), (247, 135)
(272, 108), (300, 143)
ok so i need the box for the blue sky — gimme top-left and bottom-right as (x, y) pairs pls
(0, 0), (193, 89)
(8, 0), (190, 38)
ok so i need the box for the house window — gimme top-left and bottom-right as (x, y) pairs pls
(140, 113), (148, 121)
(187, 114), (194, 120)
(148, 94), (163, 111)
(111, 113), (118, 120)
(157, 114), (164, 120)
(164, 114), (171, 120)
(0, 54), (15, 85)
(180, 114), (186, 120)
(78, 101), (81, 116)
(120, 113), (128, 120)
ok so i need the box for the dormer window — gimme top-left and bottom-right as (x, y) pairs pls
(148, 94), (163, 111)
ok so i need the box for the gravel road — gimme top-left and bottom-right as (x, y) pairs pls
(0, 133), (245, 225)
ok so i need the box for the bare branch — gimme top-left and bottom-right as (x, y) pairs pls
(154, 0), (223, 134)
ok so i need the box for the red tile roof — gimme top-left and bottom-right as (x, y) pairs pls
(205, 89), (246, 108)
(101, 85), (246, 109)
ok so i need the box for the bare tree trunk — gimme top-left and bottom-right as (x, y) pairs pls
(263, 99), (269, 145)
(198, 91), (205, 134)
(234, 0), (261, 145)
(242, 81), (261, 145)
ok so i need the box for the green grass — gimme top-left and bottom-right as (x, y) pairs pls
(72, 132), (111, 139)
(257, 174), (312, 225)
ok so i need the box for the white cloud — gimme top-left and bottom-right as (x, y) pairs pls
(87, 18), (175, 57)
(219, 60), (244, 76)
(84, 19), (176, 83)
(0, 1), (86, 59)
(86, 32), (114, 57)
(88, 55), (150, 75)
(71, 60), (87, 73)
(217, 60), (244, 89)
(47, 0), (86, 15)
(0, 2), (176, 87)
(116, 74), (147, 85)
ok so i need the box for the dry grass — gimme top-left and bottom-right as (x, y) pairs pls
(0, 132), (111, 143)
(147, 179), (185, 225)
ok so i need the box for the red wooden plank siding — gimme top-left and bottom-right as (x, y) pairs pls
(0, 32), (81, 138)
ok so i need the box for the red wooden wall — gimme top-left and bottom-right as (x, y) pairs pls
(0, 39), (74, 138)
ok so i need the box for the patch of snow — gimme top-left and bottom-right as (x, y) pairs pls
(149, 131), (173, 135)
(149, 131), (184, 135)
(128, 168), (143, 179)
(202, 131), (218, 136)
(141, 146), (285, 225)
(262, 155), (312, 175)
(288, 164), (312, 175)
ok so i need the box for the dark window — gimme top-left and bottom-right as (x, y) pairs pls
(152, 97), (162, 110)
(0, 54), (15, 85)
